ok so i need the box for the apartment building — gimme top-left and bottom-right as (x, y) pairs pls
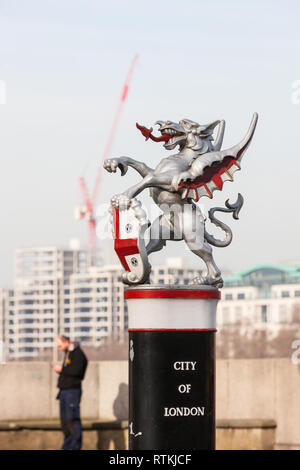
(5, 246), (300, 360)
(218, 264), (300, 330)
(3, 250), (203, 360)
(64, 265), (125, 346)
(62, 258), (202, 346)
(0, 288), (13, 362)
(9, 247), (87, 360)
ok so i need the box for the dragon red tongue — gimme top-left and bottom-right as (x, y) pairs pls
(136, 122), (172, 142)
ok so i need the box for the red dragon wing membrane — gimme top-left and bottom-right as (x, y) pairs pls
(178, 113), (258, 201)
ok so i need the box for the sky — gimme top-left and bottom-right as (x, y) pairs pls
(0, 0), (300, 287)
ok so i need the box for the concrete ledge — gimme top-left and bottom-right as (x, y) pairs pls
(216, 419), (277, 450)
(0, 420), (128, 431)
(0, 419), (277, 450)
(216, 419), (277, 429)
(0, 420), (128, 450)
(0, 423), (22, 430)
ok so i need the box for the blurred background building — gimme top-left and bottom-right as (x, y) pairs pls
(219, 264), (300, 327)
(0, 248), (205, 361)
(1, 246), (300, 361)
(5, 247), (87, 360)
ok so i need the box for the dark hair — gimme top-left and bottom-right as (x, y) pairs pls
(58, 334), (70, 343)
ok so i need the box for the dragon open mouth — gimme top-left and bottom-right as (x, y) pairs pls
(160, 128), (185, 145)
(136, 123), (184, 144)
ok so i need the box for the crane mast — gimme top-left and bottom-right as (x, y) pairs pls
(77, 54), (139, 266)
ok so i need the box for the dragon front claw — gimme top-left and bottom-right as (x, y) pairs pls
(103, 158), (128, 176)
(172, 171), (194, 191)
(111, 194), (131, 211)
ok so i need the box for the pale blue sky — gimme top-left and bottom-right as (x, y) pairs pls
(0, 0), (300, 286)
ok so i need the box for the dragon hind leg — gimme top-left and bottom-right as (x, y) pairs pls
(185, 239), (223, 288)
(146, 214), (179, 255)
(182, 209), (223, 288)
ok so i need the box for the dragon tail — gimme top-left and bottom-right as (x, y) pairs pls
(204, 193), (244, 247)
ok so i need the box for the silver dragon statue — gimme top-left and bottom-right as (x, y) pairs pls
(104, 113), (258, 288)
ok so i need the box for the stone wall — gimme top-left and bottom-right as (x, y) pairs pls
(0, 419), (276, 450)
(0, 358), (299, 449)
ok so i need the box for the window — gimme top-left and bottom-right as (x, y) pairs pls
(235, 306), (243, 322)
(78, 288), (90, 294)
(222, 307), (230, 325)
(279, 305), (287, 323)
(281, 291), (290, 298)
(225, 294), (233, 300)
(261, 305), (267, 323)
(96, 307), (107, 313)
(237, 293), (245, 300)
(295, 290), (300, 297)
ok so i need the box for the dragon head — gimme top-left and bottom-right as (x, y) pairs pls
(158, 119), (221, 153)
(155, 120), (186, 151)
(136, 119), (223, 154)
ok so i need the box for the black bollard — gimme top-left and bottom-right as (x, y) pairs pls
(125, 285), (219, 450)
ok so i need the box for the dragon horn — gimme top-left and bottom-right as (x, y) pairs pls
(213, 120), (225, 151)
(198, 120), (220, 136)
(227, 112), (258, 161)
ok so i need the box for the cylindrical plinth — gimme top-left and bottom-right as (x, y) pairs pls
(125, 285), (220, 450)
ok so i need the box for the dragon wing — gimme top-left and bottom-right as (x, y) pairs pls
(179, 113), (258, 201)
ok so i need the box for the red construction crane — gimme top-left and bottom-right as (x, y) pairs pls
(76, 54), (139, 266)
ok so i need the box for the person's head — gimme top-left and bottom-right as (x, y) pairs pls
(56, 335), (71, 351)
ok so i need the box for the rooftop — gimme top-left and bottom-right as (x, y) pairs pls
(224, 264), (300, 289)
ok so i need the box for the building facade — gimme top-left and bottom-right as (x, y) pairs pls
(4, 250), (300, 360)
(3, 251), (203, 360)
(0, 288), (12, 362)
(218, 264), (300, 331)
(8, 247), (87, 360)
(62, 258), (202, 346)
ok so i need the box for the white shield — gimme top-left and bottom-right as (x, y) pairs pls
(111, 198), (151, 285)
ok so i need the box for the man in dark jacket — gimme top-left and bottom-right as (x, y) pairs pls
(53, 335), (88, 450)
